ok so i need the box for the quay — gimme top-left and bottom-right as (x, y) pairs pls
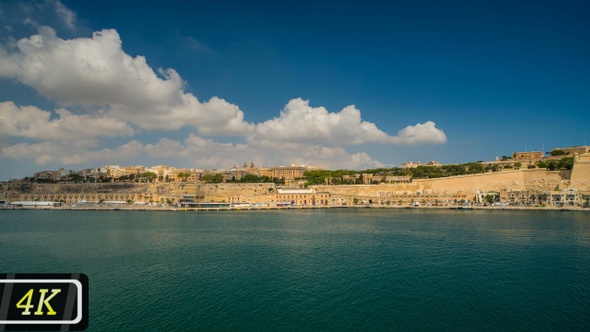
(1, 204), (587, 212)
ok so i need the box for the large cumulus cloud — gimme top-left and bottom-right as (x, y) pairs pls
(0, 27), (254, 135)
(252, 98), (446, 145)
(0, 101), (134, 141)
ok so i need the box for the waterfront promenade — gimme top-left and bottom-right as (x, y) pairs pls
(2, 204), (587, 212)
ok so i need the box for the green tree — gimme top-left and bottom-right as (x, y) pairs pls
(241, 174), (261, 183)
(550, 149), (566, 156)
(141, 172), (158, 182)
(177, 173), (190, 181)
(68, 174), (84, 183)
(303, 170), (330, 186)
(466, 162), (484, 174)
(202, 174), (223, 183)
(557, 157), (574, 170)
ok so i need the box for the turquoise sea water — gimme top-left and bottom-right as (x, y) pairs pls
(1, 209), (589, 331)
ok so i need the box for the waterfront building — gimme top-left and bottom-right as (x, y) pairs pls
(19, 192), (160, 205)
(475, 190), (500, 205)
(275, 188), (329, 206)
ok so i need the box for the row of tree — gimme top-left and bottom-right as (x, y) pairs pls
(535, 157), (574, 171)
(303, 158), (575, 186)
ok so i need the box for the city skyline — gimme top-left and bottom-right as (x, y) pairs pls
(1, 0), (589, 181)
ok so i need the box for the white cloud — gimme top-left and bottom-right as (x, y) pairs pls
(280, 145), (382, 170)
(144, 134), (383, 170)
(253, 98), (391, 145)
(10, 27), (183, 107)
(252, 98), (447, 145)
(0, 27), (253, 135)
(390, 121), (447, 145)
(0, 101), (134, 140)
(0, 140), (143, 165)
(145, 135), (250, 168)
(0, 47), (19, 76)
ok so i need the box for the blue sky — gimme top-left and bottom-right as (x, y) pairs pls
(0, 0), (589, 180)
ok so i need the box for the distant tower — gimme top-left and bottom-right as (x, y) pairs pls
(243, 162), (248, 169)
(250, 161), (255, 169)
(232, 164), (238, 171)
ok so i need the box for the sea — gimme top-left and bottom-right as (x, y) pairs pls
(1, 209), (589, 331)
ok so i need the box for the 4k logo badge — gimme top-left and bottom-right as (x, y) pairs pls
(0, 274), (88, 331)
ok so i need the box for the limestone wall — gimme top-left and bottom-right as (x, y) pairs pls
(0, 182), (279, 201)
(192, 183), (277, 201)
(571, 153), (590, 191)
(427, 169), (567, 193)
(312, 169), (570, 200)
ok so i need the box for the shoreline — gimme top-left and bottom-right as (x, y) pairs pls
(1, 205), (588, 212)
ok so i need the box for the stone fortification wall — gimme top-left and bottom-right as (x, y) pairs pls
(0, 182), (278, 202)
(428, 169), (568, 193)
(571, 153), (590, 191)
(191, 183), (276, 201)
(0, 183), (150, 201)
(312, 169), (570, 200)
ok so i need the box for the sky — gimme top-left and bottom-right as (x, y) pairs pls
(0, 0), (589, 180)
